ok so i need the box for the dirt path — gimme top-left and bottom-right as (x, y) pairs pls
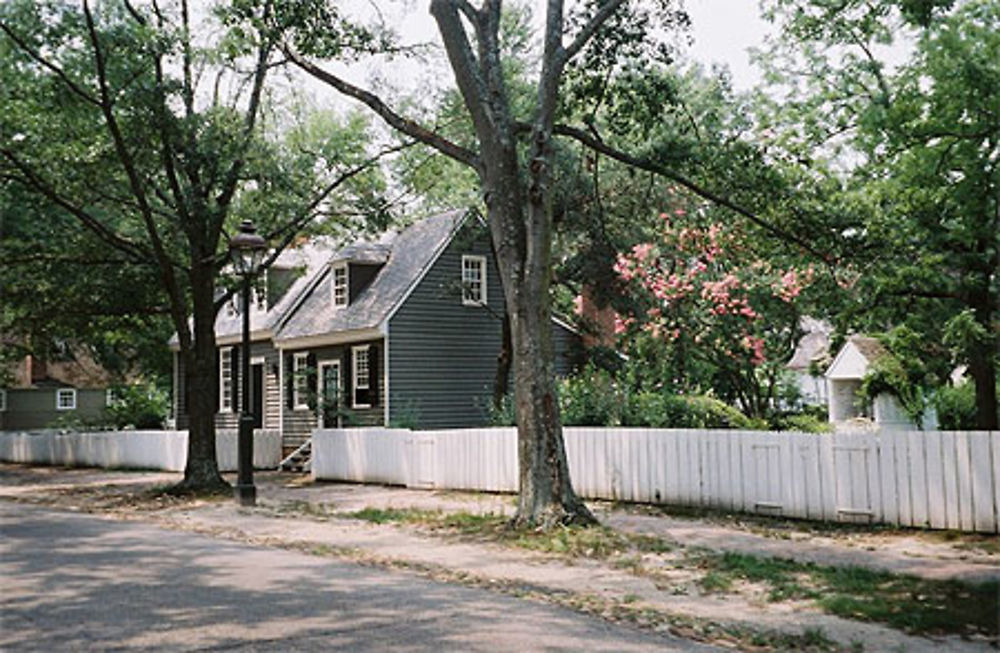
(2, 464), (997, 651)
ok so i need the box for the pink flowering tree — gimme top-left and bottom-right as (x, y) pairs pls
(608, 209), (814, 418)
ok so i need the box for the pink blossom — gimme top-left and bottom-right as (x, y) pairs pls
(614, 314), (628, 335)
(631, 242), (654, 262)
(572, 295), (584, 316)
(613, 255), (635, 281)
(775, 269), (802, 302)
(674, 208), (686, 217)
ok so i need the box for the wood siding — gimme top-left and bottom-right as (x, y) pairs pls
(174, 342), (280, 432)
(0, 388), (108, 431)
(387, 222), (506, 429)
(280, 340), (385, 448)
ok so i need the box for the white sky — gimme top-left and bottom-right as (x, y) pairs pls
(328, 0), (772, 97)
(684, 0), (772, 89)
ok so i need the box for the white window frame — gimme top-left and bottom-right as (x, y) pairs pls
(461, 255), (487, 306)
(105, 388), (121, 407)
(332, 263), (349, 308)
(56, 388), (77, 411)
(219, 347), (235, 413)
(352, 345), (371, 409)
(0, 389), (6, 412)
(293, 352), (310, 410)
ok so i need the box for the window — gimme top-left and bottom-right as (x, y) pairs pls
(352, 345), (370, 408)
(106, 387), (124, 407)
(332, 263), (348, 307)
(293, 352), (310, 410)
(462, 255), (487, 305)
(0, 389), (6, 412)
(219, 347), (234, 413)
(56, 388), (77, 411)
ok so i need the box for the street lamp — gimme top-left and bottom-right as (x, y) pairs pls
(230, 220), (267, 506)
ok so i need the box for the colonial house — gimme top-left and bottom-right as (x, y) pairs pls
(0, 347), (115, 431)
(826, 335), (937, 430)
(171, 210), (582, 456)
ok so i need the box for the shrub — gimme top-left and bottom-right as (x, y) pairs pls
(767, 404), (832, 433)
(559, 364), (623, 426)
(934, 381), (977, 430)
(105, 383), (168, 429)
(624, 392), (752, 429)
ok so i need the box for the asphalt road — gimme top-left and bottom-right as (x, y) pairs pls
(0, 502), (710, 652)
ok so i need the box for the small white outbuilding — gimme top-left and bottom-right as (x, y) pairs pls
(825, 336), (937, 430)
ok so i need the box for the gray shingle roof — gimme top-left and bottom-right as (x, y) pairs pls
(274, 209), (469, 343)
(211, 241), (331, 341)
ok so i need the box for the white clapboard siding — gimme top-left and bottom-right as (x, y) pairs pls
(309, 427), (1000, 533)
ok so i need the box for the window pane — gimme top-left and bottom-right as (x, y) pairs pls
(333, 265), (348, 306)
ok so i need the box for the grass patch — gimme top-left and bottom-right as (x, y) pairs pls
(693, 550), (999, 638)
(344, 507), (672, 560)
(345, 506), (997, 640)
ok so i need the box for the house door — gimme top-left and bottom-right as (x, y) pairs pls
(318, 360), (342, 429)
(250, 362), (264, 429)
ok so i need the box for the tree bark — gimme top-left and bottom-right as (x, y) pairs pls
(176, 264), (228, 491)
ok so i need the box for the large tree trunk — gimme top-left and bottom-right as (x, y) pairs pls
(508, 265), (594, 527)
(969, 350), (998, 430)
(967, 277), (998, 430)
(484, 162), (595, 527)
(177, 266), (228, 491)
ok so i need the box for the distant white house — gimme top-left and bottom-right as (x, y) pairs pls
(785, 317), (831, 405)
(825, 335), (937, 430)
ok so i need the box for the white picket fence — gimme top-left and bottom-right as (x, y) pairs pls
(313, 427), (1000, 533)
(0, 429), (282, 472)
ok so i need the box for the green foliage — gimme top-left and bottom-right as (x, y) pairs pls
(933, 382), (979, 430)
(766, 406), (832, 433)
(625, 393), (752, 429)
(105, 383), (169, 430)
(487, 394), (516, 427)
(759, 0), (1000, 427)
(694, 550), (1000, 637)
(559, 365), (623, 426)
(858, 327), (942, 425)
(557, 364), (753, 429)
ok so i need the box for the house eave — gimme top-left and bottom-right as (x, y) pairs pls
(169, 329), (273, 351)
(275, 326), (384, 351)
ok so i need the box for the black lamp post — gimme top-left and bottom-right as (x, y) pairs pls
(230, 220), (267, 506)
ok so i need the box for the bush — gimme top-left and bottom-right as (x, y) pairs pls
(558, 366), (755, 429)
(934, 382), (977, 430)
(105, 383), (169, 429)
(559, 365), (623, 426)
(766, 404), (831, 433)
(624, 392), (752, 429)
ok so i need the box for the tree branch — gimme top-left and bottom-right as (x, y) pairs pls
(0, 149), (150, 262)
(285, 46), (481, 171)
(545, 122), (836, 262)
(0, 20), (101, 107)
(559, 0), (629, 68)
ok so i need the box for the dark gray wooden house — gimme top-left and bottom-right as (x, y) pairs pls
(171, 210), (582, 456)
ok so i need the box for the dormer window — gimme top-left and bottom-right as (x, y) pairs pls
(462, 255), (487, 305)
(332, 263), (348, 307)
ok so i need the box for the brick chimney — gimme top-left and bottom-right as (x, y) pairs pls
(28, 355), (47, 384)
(578, 285), (616, 348)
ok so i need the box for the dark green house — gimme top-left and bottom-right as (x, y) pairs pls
(172, 210), (582, 455)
